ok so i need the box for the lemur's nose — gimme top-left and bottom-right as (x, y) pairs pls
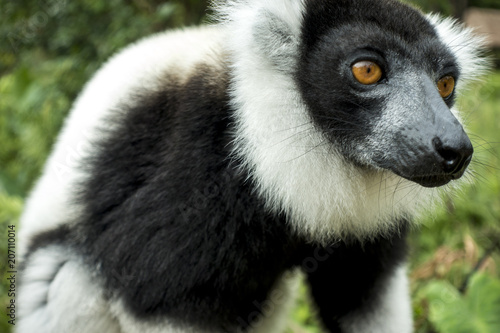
(432, 133), (473, 179)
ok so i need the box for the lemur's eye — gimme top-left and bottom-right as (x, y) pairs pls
(352, 61), (383, 85)
(437, 76), (455, 99)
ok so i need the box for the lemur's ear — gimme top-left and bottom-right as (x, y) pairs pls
(218, 0), (304, 73)
(252, 10), (299, 73)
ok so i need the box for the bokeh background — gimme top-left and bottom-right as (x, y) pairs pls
(1, 1), (499, 332)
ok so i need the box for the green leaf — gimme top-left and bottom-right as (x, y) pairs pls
(157, 3), (178, 20)
(467, 273), (500, 332)
(421, 274), (500, 333)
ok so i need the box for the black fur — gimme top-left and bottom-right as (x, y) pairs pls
(24, 224), (71, 259)
(300, 0), (438, 51)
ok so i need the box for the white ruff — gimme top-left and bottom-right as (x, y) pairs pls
(225, 2), (487, 243)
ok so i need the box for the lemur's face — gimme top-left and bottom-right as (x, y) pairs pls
(296, 1), (472, 188)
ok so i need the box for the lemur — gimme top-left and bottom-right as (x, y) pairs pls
(17, 0), (487, 332)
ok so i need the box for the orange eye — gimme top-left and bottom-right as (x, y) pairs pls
(437, 76), (455, 99)
(352, 61), (383, 85)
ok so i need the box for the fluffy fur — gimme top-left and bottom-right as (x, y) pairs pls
(18, 1), (487, 332)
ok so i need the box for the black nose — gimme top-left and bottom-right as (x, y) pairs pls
(433, 136), (473, 178)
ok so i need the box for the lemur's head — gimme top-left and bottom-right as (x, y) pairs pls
(222, 0), (488, 242)
(297, 0), (472, 188)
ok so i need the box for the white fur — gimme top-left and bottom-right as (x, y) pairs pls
(17, 247), (121, 333)
(19, 26), (224, 258)
(339, 266), (413, 333)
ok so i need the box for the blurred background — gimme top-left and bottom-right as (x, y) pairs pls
(1, 0), (499, 332)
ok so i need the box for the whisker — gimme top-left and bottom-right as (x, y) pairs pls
(281, 139), (332, 162)
(270, 127), (316, 148)
(275, 121), (314, 133)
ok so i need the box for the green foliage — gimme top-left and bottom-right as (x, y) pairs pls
(288, 281), (323, 333)
(1, 0), (208, 75)
(407, 0), (454, 15)
(0, 63), (70, 196)
(418, 274), (500, 333)
(0, 0), (208, 199)
(408, 0), (500, 15)
(469, 0), (500, 10)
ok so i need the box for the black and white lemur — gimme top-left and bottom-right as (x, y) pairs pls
(17, 0), (488, 332)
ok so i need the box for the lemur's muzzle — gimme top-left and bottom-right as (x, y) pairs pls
(394, 76), (473, 187)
